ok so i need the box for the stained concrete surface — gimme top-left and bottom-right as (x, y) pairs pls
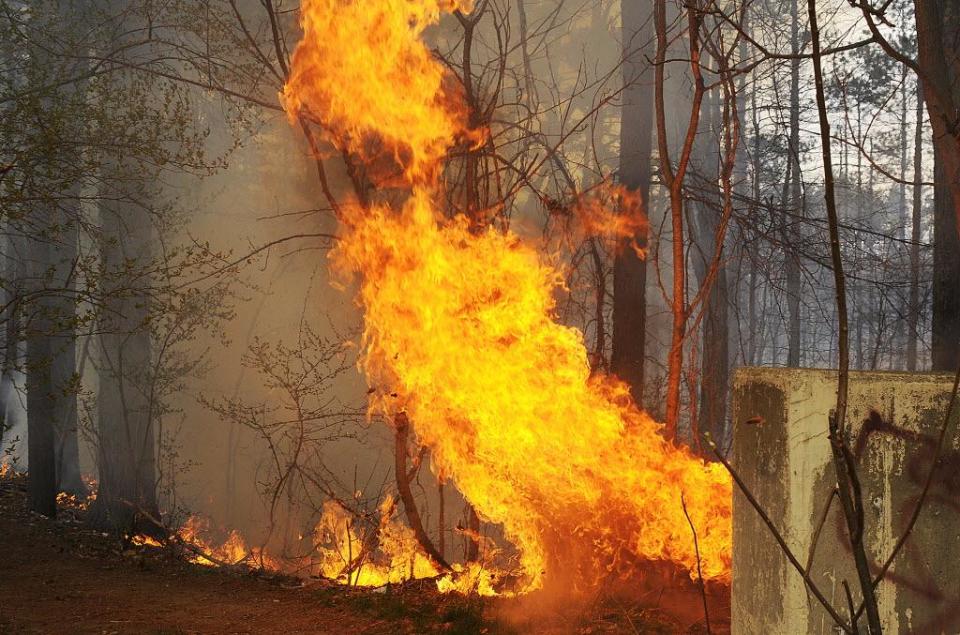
(731, 368), (959, 634)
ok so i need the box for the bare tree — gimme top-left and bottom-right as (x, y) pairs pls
(612, 0), (654, 407)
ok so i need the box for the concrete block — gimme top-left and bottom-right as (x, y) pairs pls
(731, 367), (960, 634)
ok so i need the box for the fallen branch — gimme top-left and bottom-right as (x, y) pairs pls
(120, 501), (239, 570)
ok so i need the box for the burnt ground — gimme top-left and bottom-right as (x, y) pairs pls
(0, 475), (728, 634)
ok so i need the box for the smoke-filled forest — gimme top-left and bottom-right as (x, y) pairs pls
(1, 0), (958, 633)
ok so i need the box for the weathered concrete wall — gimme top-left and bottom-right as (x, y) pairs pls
(731, 368), (960, 634)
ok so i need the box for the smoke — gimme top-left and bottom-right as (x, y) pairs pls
(53, 0), (712, 584)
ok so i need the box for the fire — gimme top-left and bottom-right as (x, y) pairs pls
(178, 517), (251, 566)
(56, 474), (98, 512)
(315, 497), (443, 587)
(333, 193), (731, 590)
(282, 0), (479, 184)
(283, 0), (732, 594)
(566, 182), (648, 257)
(132, 515), (279, 571)
(315, 496), (503, 595)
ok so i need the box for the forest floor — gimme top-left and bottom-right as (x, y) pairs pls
(0, 474), (728, 634)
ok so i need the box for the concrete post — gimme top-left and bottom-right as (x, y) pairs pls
(731, 368), (960, 634)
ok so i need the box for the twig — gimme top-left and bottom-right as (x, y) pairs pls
(122, 501), (238, 569)
(681, 492), (711, 635)
(843, 580), (861, 635)
(175, 233), (339, 290)
(707, 437), (851, 632)
(806, 487), (838, 576)
(808, 0), (882, 629)
(852, 364), (960, 622)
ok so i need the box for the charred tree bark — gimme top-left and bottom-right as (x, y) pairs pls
(612, 0), (654, 406)
(465, 504), (481, 562)
(394, 413), (450, 571)
(437, 479), (445, 560)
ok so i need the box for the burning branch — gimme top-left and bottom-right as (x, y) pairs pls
(394, 413), (451, 572)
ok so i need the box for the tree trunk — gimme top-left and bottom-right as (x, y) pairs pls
(25, 149), (84, 515)
(465, 504), (481, 562)
(916, 0), (960, 238)
(437, 479), (445, 561)
(393, 414), (450, 570)
(907, 79), (924, 371)
(916, 0), (960, 370)
(23, 0), (88, 513)
(931, 148), (960, 371)
(0, 236), (25, 467)
(785, 0), (802, 368)
(612, 0), (654, 406)
(25, 230), (57, 517)
(657, 0), (706, 436)
(689, 89), (730, 445)
(747, 60), (761, 367)
(86, 1), (161, 534)
(87, 184), (160, 534)
(52, 218), (84, 496)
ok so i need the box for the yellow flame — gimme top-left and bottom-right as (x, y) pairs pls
(130, 516), (280, 571)
(315, 497), (442, 586)
(175, 516), (273, 568)
(282, 0), (478, 183)
(283, 0), (732, 594)
(131, 534), (164, 548)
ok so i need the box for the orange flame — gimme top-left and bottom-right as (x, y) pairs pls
(568, 182), (648, 258)
(133, 515), (280, 571)
(282, 0), (478, 183)
(283, 0), (731, 593)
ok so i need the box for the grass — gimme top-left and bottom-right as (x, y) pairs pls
(341, 584), (517, 634)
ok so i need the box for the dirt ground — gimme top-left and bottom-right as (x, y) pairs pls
(0, 475), (728, 634)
